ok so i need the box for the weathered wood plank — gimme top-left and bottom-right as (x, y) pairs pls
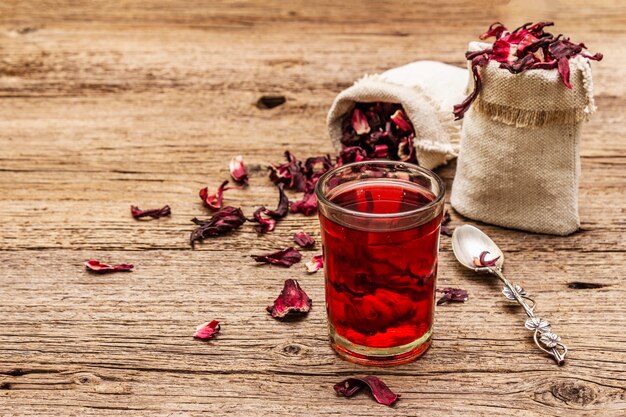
(0, 0), (625, 415)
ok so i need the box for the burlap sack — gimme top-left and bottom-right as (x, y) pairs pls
(451, 42), (597, 235)
(327, 61), (467, 170)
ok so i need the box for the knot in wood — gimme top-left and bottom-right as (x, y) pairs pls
(74, 372), (102, 386)
(282, 344), (302, 356)
(551, 380), (597, 406)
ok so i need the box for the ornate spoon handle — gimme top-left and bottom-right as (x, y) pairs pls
(489, 267), (567, 365)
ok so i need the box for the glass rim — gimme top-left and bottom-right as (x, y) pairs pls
(315, 159), (446, 220)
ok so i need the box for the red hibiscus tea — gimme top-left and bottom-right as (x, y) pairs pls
(316, 161), (445, 365)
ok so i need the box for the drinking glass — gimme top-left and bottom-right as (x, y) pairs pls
(315, 160), (445, 365)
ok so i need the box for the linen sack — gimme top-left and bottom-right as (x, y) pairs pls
(327, 61), (467, 170)
(451, 42), (597, 235)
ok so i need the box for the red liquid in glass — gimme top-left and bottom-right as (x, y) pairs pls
(320, 181), (441, 350)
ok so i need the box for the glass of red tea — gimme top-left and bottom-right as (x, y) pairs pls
(315, 160), (445, 365)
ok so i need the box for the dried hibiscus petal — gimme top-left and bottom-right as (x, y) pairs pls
(250, 184), (289, 233)
(473, 251), (500, 268)
(436, 287), (469, 305)
(390, 109), (412, 132)
(199, 180), (231, 211)
(334, 376), (400, 407)
(229, 155), (248, 184)
(352, 108), (371, 135)
(190, 206), (246, 247)
(266, 279), (312, 319)
(305, 254), (323, 273)
(130, 204), (171, 219)
(85, 260), (133, 273)
(293, 231), (315, 248)
(193, 320), (220, 339)
(269, 151), (307, 192)
(290, 190), (317, 216)
(252, 247), (302, 267)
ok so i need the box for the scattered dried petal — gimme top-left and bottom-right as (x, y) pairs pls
(269, 151), (307, 192)
(229, 155), (248, 184)
(199, 180), (231, 211)
(334, 376), (400, 407)
(266, 279), (312, 319)
(249, 184), (289, 233)
(472, 251), (500, 268)
(293, 231), (315, 248)
(290, 190), (317, 216)
(190, 206), (246, 247)
(257, 95), (286, 109)
(252, 247), (302, 267)
(85, 260), (134, 273)
(436, 287), (469, 305)
(193, 320), (220, 339)
(130, 205), (171, 219)
(305, 254), (323, 273)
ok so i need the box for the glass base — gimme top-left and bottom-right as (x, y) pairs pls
(329, 325), (432, 366)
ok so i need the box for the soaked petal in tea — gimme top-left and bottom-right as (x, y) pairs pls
(193, 320), (221, 339)
(85, 260), (134, 273)
(436, 287), (469, 305)
(334, 376), (400, 407)
(190, 206), (246, 247)
(130, 205), (171, 219)
(229, 155), (249, 184)
(293, 231), (315, 248)
(266, 279), (312, 319)
(252, 247), (302, 267)
(305, 254), (323, 273)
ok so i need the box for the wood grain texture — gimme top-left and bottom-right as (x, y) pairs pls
(0, 1), (625, 415)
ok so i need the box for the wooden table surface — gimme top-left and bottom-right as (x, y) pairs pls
(1, 1), (624, 415)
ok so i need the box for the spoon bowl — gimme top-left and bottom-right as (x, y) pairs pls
(452, 224), (504, 270)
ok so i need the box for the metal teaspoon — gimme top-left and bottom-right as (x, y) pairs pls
(451, 224), (567, 365)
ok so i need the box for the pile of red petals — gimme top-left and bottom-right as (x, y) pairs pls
(85, 260), (134, 273)
(193, 320), (221, 340)
(131, 204), (171, 219)
(267, 279), (312, 319)
(454, 21), (603, 119)
(252, 247), (302, 267)
(269, 151), (333, 217)
(341, 102), (418, 165)
(334, 376), (400, 407)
